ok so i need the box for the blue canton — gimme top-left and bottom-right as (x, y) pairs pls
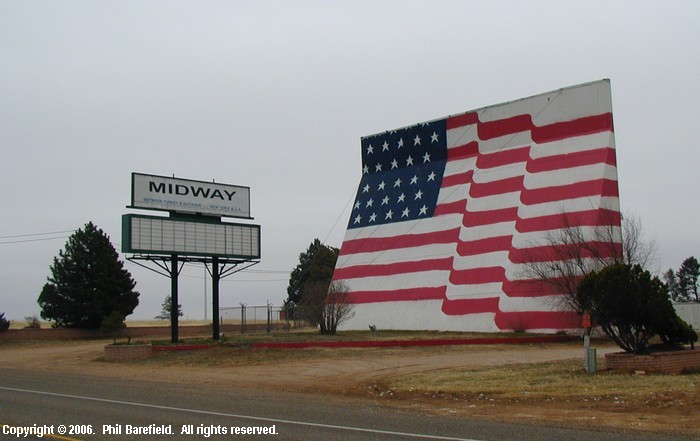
(349, 119), (447, 229)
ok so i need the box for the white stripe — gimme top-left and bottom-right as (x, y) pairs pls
(444, 282), (504, 300)
(517, 196), (620, 218)
(337, 243), (456, 267)
(530, 131), (614, 157)
(475, 131), (533, 154)
(338, 270), (450, 292)
(339, 213), (462, 241)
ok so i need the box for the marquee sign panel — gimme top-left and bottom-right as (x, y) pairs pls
(122, 214), (260, 259)
(131, 173), (251, 219)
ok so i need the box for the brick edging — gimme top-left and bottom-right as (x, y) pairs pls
(605, 349), (700, 374)
(104, 343), (153, 361)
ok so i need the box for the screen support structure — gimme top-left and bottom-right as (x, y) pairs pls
(127, 254), (259, 342)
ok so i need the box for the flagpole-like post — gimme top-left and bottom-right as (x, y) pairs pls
(170, 254), (179, 344)
(212, 256), (220, 341)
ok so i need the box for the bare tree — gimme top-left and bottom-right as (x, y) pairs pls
(300, 280), (354, 335)
(518, 211), (657, 315)
(619, 214), (658, 269)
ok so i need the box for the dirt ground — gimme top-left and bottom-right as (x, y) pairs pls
(3, 339), (698, 438)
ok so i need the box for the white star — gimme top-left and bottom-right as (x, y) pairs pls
(369, 213), (377, 222)
(390, 159), (398, 169)
(354, 200), (361, 210)
(353, 214), (362, 224)
(393, 178), (402, 188)
(431, 132), (439, 143)
(381, 196), (390, 205)
(382, 141), (390, 151)
(366, 198), (374, 208)
(410, 175), (419, 185)
(398, 193), (406, 203)
(397, 138), (404, 148)
(427, 171), (436, 181)
(375, 163), (382, 172)
(366, 144), (374, 155)
(414, 190), (423, 200)
(378, 181), (386, 191)
(402, 207), (410, 218)
(419, 205), (428, 215)
(423, 152), (431, 163)
(413, 134), (421, 145)
(363, 164), (369, 174)
(362, 184), (371, 193)
(406, 156), (414, 166)
(385, 210), (394, 220)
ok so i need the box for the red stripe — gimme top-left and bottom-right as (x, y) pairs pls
(469, 176), (524, 197)
(449, 266), (505, 285)
(532, 113), (613, 143)
(457, 236), (512, 256)
(526, 147), (616, 173)
(447, 141), (479, 161)
(434, 200), (466, 216)
(441, 297), (500, 315)
(501, 277), (583, 298)
(446, 112), (479, 130)
(347, 286), (447, 304)
(333, 257), (453, 279)
(520, 178), (618, 205)
(495, 310), (580, 330)
(508, 241), (621, 264)
(476, 146), (530, 169)
(478, 114), (532, 140)
(515, 209), (621, 233)
(441, 170), (473, 188)
(463, 207), (518, 227)
(338, 228), (460, 256)
(252, 335), (574, 349)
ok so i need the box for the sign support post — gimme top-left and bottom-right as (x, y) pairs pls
(212, 256), (220, 341)
(171, 254), (179, 343)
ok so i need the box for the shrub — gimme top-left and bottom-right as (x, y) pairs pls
(24, 315), (41, 329)
(100, 311), (126, 336)
(0, 313), (10, 332)
(578, 263), (696, 354)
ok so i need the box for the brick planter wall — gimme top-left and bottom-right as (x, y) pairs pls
(605, 349), (700, 374)
(104, 343), (153, 361)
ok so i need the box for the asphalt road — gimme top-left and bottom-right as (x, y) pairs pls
(0, 369), (691, 441)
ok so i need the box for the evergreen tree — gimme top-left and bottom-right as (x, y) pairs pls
(155, 294), (183, 320)
(677, 256), (699, 302)
(286, 239), (339, 305)
(37, 222), (139, 328)
(0, 313), (10, 332)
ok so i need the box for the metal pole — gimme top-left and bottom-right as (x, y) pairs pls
(212, 256), (220, 341)
(170, 254), (179, 343)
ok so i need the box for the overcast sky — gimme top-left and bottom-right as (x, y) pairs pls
(2, 1), (699, 322)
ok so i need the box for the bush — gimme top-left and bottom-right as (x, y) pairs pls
(100, 311), (126, 336)
(0, 313), (10, 332)
(24, 315), (41, 329)
(578, 263), (696, 354)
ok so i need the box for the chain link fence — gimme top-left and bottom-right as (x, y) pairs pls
(219, 304), (308, 334)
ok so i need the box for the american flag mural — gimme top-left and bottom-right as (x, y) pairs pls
(332, 80), (621, 332)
